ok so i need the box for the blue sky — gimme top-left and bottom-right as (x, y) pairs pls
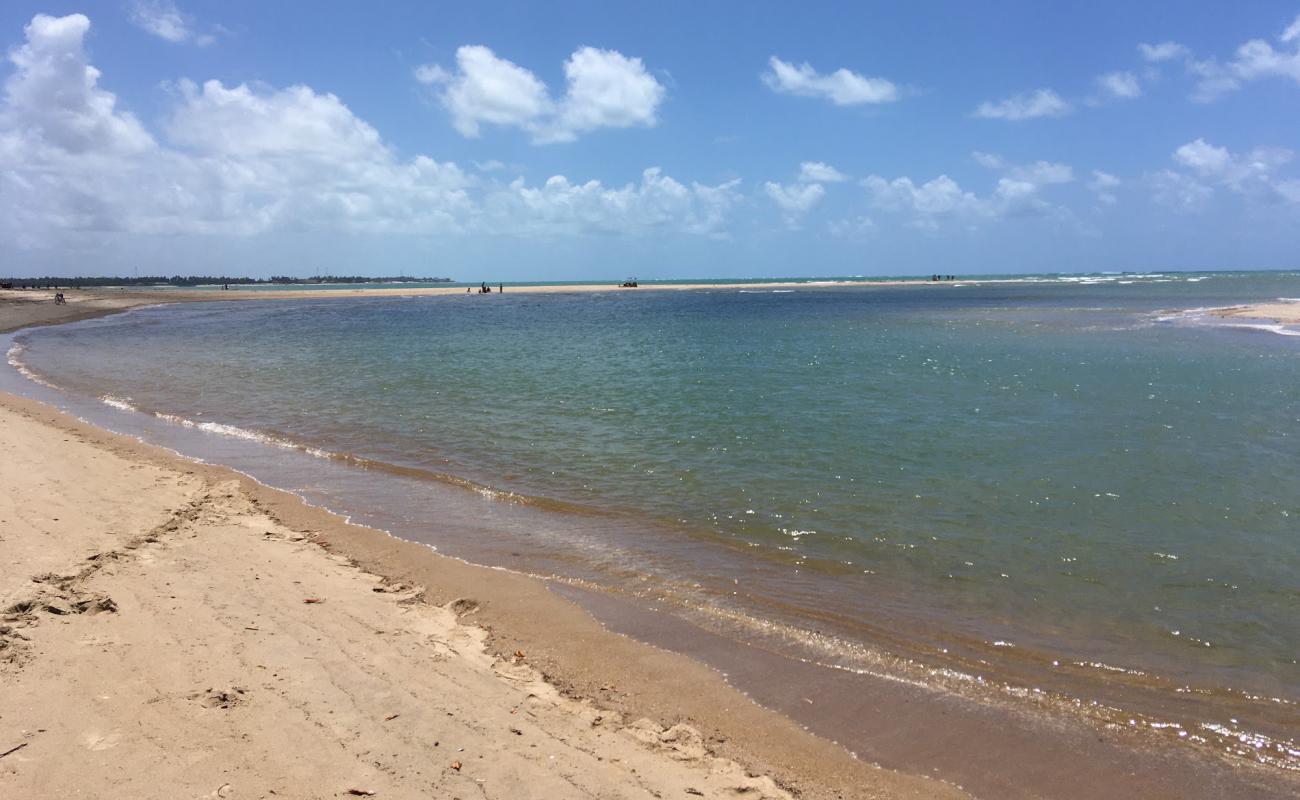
(2, 1), (1298, 279)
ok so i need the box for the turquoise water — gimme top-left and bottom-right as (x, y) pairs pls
(8, 270), (1300, 768)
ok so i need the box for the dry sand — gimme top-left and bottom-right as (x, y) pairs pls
(0, 392), (965, 799)
(1210, 302), (1300, 325)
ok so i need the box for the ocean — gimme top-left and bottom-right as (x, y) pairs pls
(5, 270), (1298, 784)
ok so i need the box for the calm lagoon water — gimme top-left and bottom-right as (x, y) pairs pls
(8, 270), (1300, 771)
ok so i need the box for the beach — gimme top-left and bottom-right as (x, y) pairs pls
(3, 279), (1299, 799)
(0, 391), (963, 799)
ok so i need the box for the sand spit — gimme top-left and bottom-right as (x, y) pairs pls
(0, 394), (962, 799)
(1210, 302), (1300, 325)
(2, 279), (945, 334)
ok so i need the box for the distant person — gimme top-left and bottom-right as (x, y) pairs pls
(54, 292), (65, 304)
(499, 283), (503, 293)
(467, 286), (471, 294)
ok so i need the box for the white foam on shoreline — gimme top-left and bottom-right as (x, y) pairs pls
(99, 395), (137, 412)
(154, 412), (335, 458)
(1153, 306), (1300, 337)
(6, 342), (60, 389)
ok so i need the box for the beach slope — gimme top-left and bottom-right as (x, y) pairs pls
(0, 395), (967, 799)
(0, 401), (796, 798)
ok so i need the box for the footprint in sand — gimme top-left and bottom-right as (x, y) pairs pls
(82, 730), (123, 751)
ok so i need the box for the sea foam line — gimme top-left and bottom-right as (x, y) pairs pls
(6, 342), (60, 389)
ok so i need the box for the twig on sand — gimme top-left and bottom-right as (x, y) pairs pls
(345, 790), (376, 797)
(0, 742), (29, 759)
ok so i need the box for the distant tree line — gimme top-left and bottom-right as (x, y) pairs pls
(0, 275), (453, 289)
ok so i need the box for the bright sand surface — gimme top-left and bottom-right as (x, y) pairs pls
(0, 391), (963, 799)
(1211, 302), (1300, 324)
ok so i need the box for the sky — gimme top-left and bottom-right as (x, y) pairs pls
(1, 1), (1299, 280)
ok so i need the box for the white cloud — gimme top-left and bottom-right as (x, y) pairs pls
(1173, 139), (1232, 174)
(762, 57), (898, 105)
(864, 161), (1076, 229)
(545, 47), (665, 143)
(764, 181), (825, 225)
(487, 169), (741, 237)
(416, 45), (551, 138)
(1170, 138), (1296, 201)
(0, 15), (734, 250)
(798, 161), (847, 183)
(129, 1), (212, 46)
(973, 89), (1071, 120)
(863, 175), (982, 223)
(1151, 138), (1299, 211)
(3, 14), (155, 155)
(414, 45), (665, 143)
(1138, 42), (1190, 63)
(1095, 71), (1141, 100)
(973, 153), (1074, 185)
(1149, 170), (1212, 213)
(1187, 15), (1300, 101)
(1285, 15), (1300, 43)
(1088, 170), (1121, 204)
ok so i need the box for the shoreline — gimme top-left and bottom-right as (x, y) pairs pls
(4, 288), (1299, 798)
(1209, 301), (1300, 326)
(1, 278), (943, 334)
(0, 389), (956, 799)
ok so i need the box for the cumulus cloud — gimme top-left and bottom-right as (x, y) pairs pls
(415, 46), (551, 138)
(973, 88), (1071, 120)
(3, 14), (155, 155)
(1151, 138), (1298, 211)
(1172, 138), (1296, 199)
(414, 45), (664, 143)
(762, 57), (898, 105)
(1173, 139), (1232, 173)
(798, 161), (847, 183)
(762, 161), (849, 226)
(862, 175), (981, 226)
(1186, 14), (1300, 101)
(1095, 71), (1141, 100)
(764, 181), (825, 226)
(487, 169), (740, 237)
(548, 47), (665, 142)
(0, 14), (735, 251)
(864, 160), (1075, 229)
(1138, 41), (1190, 63)
(129, 1), (213, 46)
